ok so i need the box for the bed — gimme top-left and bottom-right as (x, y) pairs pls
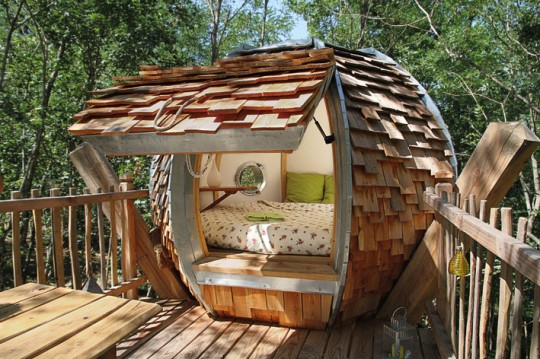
(200, 200), (334, 256)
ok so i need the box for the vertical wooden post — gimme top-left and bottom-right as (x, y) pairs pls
(478, 202), (493, 359)
(11, 191), (22, 286)
(465, 195), (477, 359)
(31, 189), (46, 284)
(68, 187), (81, 289)
(281, 153), (287, 202)
(120, 174), (138, 299)
(96, 187), (107, 289)
(435, 183), (452, 327)
(109, 185), (119, 287)
(531, 284), (540, 359)
(509, 218), (527, 359)
(471, 199), (483, 359)
(83, 188), (93, 279)
(50, 188), (65, 287)
(496, 208), (513, 359)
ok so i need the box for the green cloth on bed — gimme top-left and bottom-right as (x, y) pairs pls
(245, 212), (285, 222)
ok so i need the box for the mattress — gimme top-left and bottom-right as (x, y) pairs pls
(200, 201), (334, 256)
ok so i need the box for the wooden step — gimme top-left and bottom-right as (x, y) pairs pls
(192, 257), (339, 281)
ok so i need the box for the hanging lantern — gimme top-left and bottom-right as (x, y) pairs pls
(383, 307), (415, 359)
(448, 244), (469, 276)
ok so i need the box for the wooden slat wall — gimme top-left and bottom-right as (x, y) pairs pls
(200, 285), (332, 330)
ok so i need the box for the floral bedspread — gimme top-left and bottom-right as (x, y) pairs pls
(200, 201), (334, 256)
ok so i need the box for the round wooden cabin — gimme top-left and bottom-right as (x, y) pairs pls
(70, 39), (456, 329)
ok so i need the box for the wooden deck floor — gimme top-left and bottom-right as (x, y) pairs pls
(116, 299), (440, 359)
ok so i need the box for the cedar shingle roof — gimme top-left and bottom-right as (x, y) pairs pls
(69, 48), (335, 136)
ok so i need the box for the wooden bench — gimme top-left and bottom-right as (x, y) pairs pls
(0, 283), (161, 358)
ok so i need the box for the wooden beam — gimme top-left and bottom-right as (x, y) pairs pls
(70, 142), (188, 299)
(424, 300), (457, 359)
(0, 190), (147, 213)
(377, 122), (540, 323)
(456, 121), (540, 210)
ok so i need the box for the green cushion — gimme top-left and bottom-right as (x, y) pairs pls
(285, 172), (325, 203)
(322, 175), (335, 204)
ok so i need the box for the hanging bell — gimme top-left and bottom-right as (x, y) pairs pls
(448, 245), (469, 276)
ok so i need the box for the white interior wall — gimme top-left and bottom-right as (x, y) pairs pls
(286, 100), (334, 175)
(199, 99), (334, 208)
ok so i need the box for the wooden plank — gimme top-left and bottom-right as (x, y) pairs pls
(192, 257), (338, 281)
(424, 300), (456, 358)
(530, 284), (540, 359)
(418, 328), (440, 359)
(247, 288), (268, 310)
(198, 320), (251, 359)
(273, 328), (309, 359)
(214, 285), (233, 307)
(323, 321), (355, 359)
(0, 286), (69, 320)
(96, 188), (108, 289)
(251, 113), (288, 130)
(280, 292), (303, 327)
(510, 217), (527, 359)
(0, 290), (103, 343)
(120, 176), (138, 299)
(50, 188), (65, 287)
(232, 287), (252, 318)
(68, 188), (81, 289)
(175, 318), (231, 358)
(129, 306), (205, 359)
(250, 326), (289, 358)
(35, 299), (161, 359)
(302, 293), (322, 322)
(146, 310), (213, 358)
(266, 290), (285, 312)
(273, 93), (314, 112)
(100, 116), (138, 135)
(161, 116), (220, 135)
(83, 188), (93, 278)
(0, 295), (126, 358)
(0, 189), (148, 213)
(348, 320), (375, 358)
(0, 282), (53, 305)
(207, 99), (247, 114)
(479, 207), (498, 358)
(496, 208), (513, 359)
(104, 275), (148, 297)
(456, 122), (540, 210)
(86, 93), (159, 107)
(128, 100), (167, 116)
(226, 323), (270, 359)
(109, 185), (119, 286)
(10, 191), (22, 286)
(31, 189), (46, 284)
(298, 330), (329, 359)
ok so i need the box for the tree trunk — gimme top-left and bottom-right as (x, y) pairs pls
(259, 0), (269, 46)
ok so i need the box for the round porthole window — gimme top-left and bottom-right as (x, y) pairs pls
(235, 161), (266, 196)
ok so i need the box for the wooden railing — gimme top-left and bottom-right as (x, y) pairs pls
(424, 184), (540, 359)
(0, 177), (148, 299)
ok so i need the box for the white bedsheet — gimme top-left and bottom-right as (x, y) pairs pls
(200, 201), (334, 255)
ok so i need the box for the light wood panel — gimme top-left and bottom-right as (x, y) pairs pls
(200, 285), (333, 330)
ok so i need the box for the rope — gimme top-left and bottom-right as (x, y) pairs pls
(186, 154), (214, 178)
(153, 93), (204, 132)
